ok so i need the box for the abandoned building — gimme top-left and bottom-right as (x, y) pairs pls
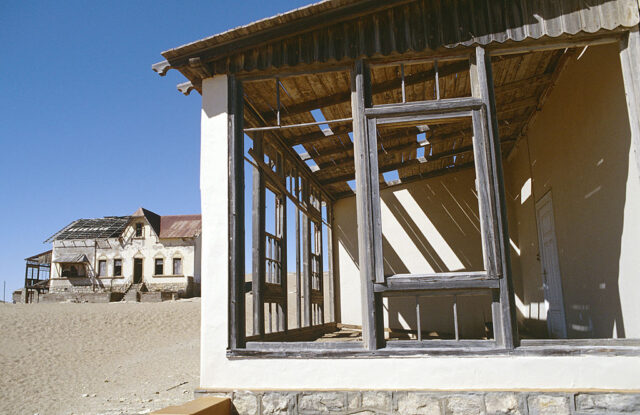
(12, 250), (52, 303)
(45, 207), (202, 301)
(154, 0), (640, 412)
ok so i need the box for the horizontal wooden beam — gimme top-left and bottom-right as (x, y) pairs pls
(320, 135), (515, 186)
(332, 161), (478, 199)
(262, 59), (472, 124)
(285, 73), (550, 149)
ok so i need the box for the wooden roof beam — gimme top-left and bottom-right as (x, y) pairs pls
(320, 136), (515, 185)
(260, 59), (472, 124)
(332, 161), (478, 199)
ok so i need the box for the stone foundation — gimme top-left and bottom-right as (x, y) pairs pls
(40, 292), (122, 303)
(195, 390), (640, 415)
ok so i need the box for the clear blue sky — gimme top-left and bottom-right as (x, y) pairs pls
(0, 0), (311, 299)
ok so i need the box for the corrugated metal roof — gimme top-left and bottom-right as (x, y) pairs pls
(156, 0), (639, 81)
(159, 215), (202, 238)
(52, 254), (89, 264)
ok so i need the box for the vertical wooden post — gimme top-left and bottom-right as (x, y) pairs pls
(473, 46), (518, 349)
(317, 209), (324, 324)
(228, 74), (245, 349)
(620, 27), (640, 180)
(351, 59), (385, 350)
(279, 192), (288, 332)
(295, 174), (302, 328)
(326, 202), (336, 323)
(302, 181), (312, 327)
(23, 262), (29, 304)
(251, 132), (265, 337)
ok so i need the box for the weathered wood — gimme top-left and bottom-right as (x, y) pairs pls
(326, 203), (336, 323)
(244, 117), (352, 132)
(163, 0), (416, 71)
(245, 322), (339, 343)
(295, 173), (302, 329)
(228, 75), (245, 349)
(243, 99), (334, 203)
(375, 279), (499, 293)
(260, 58), (471, 124)
(302, 181), (312, 327)
(619, 27), (640, 180)
(470, 109), (499, 278)
(474, 46), (518, 349)
(318, 139), (501, 183)
(248, 148), (324, 224)
(352, 60), (385, 350)
(279, 192), (288, 333)
(228, 343), (640, 359)
(365, 97), (483, 118)
(252, 132), (266, 337)
(490, 35), (620, 56)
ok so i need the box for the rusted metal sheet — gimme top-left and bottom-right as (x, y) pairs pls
(156, 0), (639, 80)
(159, 215), (202, 238)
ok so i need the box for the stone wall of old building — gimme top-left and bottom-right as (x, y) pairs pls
(196, 390), (640, 415)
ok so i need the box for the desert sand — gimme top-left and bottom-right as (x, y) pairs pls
(0, 299), (200, 415)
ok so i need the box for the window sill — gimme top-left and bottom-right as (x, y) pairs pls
(152, 274), (185, 278)
(98, 276), (125, 279)
(227, 339), (640, 359)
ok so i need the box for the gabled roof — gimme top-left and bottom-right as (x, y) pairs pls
(131, 207), (161, 237)
(159, 215), (202, 238)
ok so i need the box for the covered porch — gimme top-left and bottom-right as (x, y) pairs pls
(154, 0), (640, 394)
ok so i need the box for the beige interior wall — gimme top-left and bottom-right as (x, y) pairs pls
(503, 43), (640, 339)
(334, 168), (491, 339)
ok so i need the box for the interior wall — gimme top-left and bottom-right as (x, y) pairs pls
(334, 168), (491, 338)
(503, 43), (640, 339)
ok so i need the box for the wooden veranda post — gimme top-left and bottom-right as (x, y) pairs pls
(351, 59), (385, 350)
(252, 132), (266, 337)
(302, 181), (312, 327)
(228, 74), (246, 349)
(472, 46), (518, 349)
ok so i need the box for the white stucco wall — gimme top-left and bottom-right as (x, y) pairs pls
(199, 71), (640, 392)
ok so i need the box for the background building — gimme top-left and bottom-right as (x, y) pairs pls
(47, 207), (201, 300)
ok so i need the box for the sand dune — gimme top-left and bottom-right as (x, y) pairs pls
(0, 300), (200, 415)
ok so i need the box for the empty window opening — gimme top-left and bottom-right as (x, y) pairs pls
(98, 260), (107, 277)
(155, 258), (164, 275)
(173, 258), (182, 275)
(135, 223), (143, 237)
(113, 259), (122, 277)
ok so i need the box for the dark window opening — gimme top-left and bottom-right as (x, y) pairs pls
(113, 259), (122, 276)
(155, 258), (164, 275)
(135, 223), (143, 237)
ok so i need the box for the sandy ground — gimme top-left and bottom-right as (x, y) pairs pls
(0, 299), (200, 415)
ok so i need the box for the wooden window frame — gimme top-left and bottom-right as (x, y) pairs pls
(227, 33), (640, 356)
